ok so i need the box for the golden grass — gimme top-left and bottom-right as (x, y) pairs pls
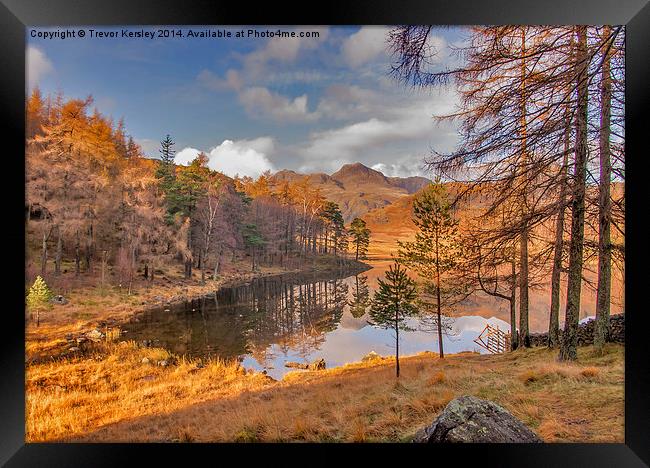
(25, 263), (298, 362)
(26, 341), (273, 442)
(26, 342), (624, 443)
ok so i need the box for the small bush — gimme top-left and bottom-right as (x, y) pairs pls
(579, 367), (600, 380)
(428, 371), (446, 385)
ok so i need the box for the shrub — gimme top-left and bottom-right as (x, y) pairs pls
(27, 276), (52, 309)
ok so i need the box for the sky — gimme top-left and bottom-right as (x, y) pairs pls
(27, 26), (467, 179)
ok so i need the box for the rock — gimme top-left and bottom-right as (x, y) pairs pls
(85, 329), (104, 342)
(50, 295), (68, 305)
(284, 361), (308, 369)
(413, 396), (542, 443)
(76, 337), (88, 344)
(141, 357), (150, 364)
(362, 351), (381, 362)
(308, 358), (326, 371)
(68, 347), (80, 352)
(157, 360), (169, 367)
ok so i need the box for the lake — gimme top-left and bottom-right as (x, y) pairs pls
(122, 260), (623, 379)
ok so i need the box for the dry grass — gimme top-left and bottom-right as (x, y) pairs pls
(26, 341), (273, 442)
(26, 343), (624, 443)
(25, 262), (297, 362)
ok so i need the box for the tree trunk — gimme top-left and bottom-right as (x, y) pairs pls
(74, 230), (81, 276)
(517, 27), (530, 349)
(101, 250), (107, 287)
(40, 226), (50, 277)
(435, 230), (444, 358)
(213, 245), (222, 281)
(85, 223), (93, 272)
(560, 26), (588, 362)
(510, 255), (518, 350)
(519, 229), (530, 347)
(595, 25), (613, 353)
(185, 217), (192, 279)
(395, 310), (400, 378)
(549, 114), (570, 348)
(54, 226), (62, 276)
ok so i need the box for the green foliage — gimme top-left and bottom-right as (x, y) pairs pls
(242, 223), (265, 248)
(320, 201), (347, 255)
(349, 217), (371, 260)
(349, 274), (370, 318)
(369, 263), (418, 331)
(398, 182), (461, 278)
(27, 276), (52, 309)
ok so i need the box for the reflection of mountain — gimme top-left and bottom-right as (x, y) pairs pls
(271, 162), (431, 223)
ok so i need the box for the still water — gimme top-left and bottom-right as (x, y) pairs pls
(122, 261), (620, 380)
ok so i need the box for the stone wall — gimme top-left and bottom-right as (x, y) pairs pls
(528, 313), (624, 347)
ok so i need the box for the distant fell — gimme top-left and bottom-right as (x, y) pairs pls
(270, 162), (431, 222)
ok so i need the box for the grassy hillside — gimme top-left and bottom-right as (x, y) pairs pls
(26, 342), (624, 442)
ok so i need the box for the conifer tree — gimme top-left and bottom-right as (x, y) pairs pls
(349, 218), (371, 260)
(398, 182), (463, 358)
(368, 262), (418, 378)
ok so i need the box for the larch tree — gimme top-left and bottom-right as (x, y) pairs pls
(594, 25), (615, 353)
(559, 26), (589, 362)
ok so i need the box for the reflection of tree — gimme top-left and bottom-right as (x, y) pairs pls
(125, 269), (361, 365)
(231, 271), (351, 360)
(417, 282), (460, 342)
(348, 274), (370, 318)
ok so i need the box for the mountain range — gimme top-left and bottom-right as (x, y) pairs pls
(271, 162), (431, 223)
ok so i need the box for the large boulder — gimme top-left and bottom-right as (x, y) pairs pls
(50, 295), (68, 305)
(413, 396), (542, 443)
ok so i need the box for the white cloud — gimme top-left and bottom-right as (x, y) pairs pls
(341, 26), (392, 68)
(371, 162), (426, 178)
(197, 69), (242, 92)
(239, 87), (319, 122)
(241, 27), (330, 80)
(304, 115), (432, 162)
(26, 46), (53, 88)
(174, 137), (276, 179)
(174, 147), (202, 165)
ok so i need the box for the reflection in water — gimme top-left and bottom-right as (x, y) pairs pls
(123, 262), (623, 380)
(348, 275), (370, 318)
(124, 270), (353, 374)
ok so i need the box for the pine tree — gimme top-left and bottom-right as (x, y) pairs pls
(155, 134), (178, 219)
(397, 182), (463, 358)
(368, 262), (418, 378)
(349, 218), (371, 260)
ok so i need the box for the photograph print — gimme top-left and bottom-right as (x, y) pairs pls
(24, 24), (625, 444)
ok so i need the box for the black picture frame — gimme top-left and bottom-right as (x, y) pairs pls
(2, 0), (648, 466)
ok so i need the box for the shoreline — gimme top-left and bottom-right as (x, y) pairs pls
(25, 258), (371, 363)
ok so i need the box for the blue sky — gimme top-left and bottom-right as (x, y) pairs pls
(27, 26), (466, 178)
